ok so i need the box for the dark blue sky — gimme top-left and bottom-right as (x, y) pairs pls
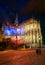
(0, 0), (28, 23)
(0, 0), (45, 44)
(0, 0), (45, 23)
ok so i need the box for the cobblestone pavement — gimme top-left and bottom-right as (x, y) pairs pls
(0, 49), (45, 65)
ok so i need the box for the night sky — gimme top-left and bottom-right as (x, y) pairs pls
(0, 0), (45, 44)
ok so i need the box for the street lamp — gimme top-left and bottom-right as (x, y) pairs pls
(38, 36), (41, 54)
(36, 36), (41, 54)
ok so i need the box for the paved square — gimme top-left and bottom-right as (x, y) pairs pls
(0, 49), (45, 65)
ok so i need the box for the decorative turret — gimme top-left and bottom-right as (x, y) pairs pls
(14, 14), (18, 26)
(2, 22), (5, 32)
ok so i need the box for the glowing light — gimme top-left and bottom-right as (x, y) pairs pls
(17, 28), (20, 34)
(20, 27), (24, 35)
(4, 29), (11, 35)
(11, 37), (16, 44)
(31, 25), (33, 29)
(4, 26), (24, 35)
(17, 36), (20, 40)
(38, 37), (41, 41)
(17, 39), (24, 45)
(7, 30), (10, 35)
(10, 28), (17, 35)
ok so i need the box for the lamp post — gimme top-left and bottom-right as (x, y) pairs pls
(16, 33), (17, 50)
(38, 36), (41, 54)
(15, 27), (17, 50)
(36, 36), (41, 54)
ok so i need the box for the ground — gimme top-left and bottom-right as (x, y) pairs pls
(0, 49), (45, 65)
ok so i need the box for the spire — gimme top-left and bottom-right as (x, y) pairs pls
(14, 14), (18, 26)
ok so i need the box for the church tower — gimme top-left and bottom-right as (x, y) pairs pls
(14, 14), (19, 26)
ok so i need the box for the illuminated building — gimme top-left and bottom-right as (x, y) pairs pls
(1, 16), (42, 49)
(19, 18), (42, 48)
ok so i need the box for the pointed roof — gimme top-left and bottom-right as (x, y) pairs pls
(14, 14), (18, 26)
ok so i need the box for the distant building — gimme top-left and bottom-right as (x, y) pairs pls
(19, 18), (42, 48)
(1, 16), (42, 49)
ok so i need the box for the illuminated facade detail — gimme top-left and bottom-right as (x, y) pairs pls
(20, 18), (42, 48)
(2, 17), (42, 49)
